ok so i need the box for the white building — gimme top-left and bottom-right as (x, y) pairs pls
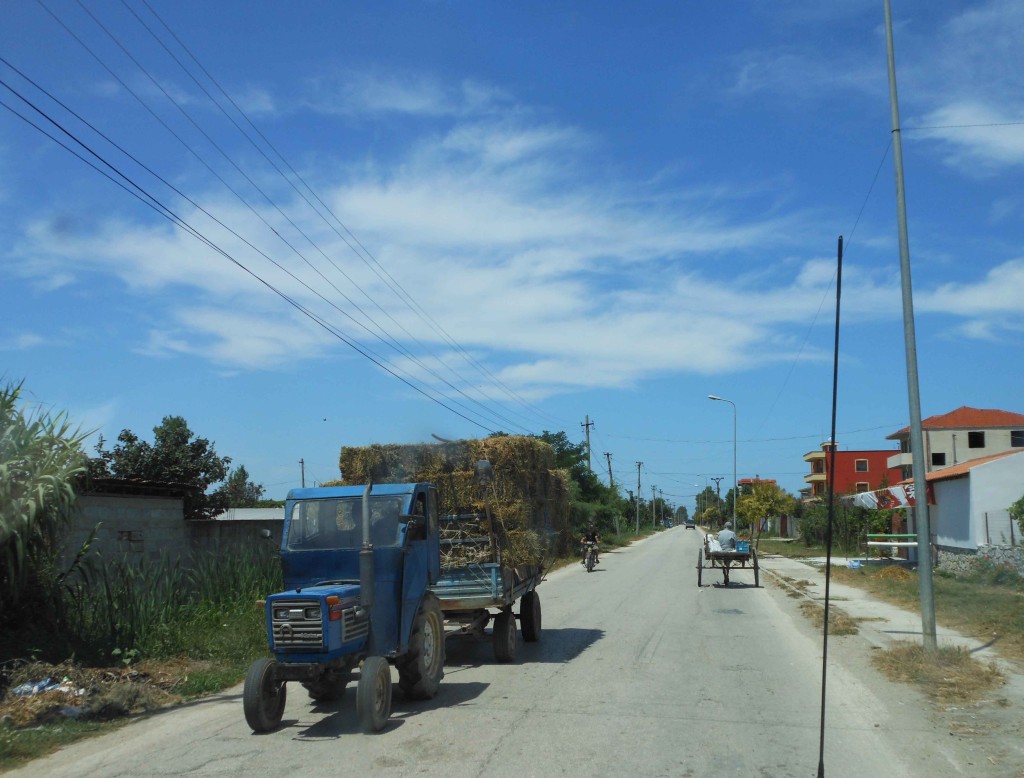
(887, 406), (1024, 480)
(929, 450), (1024, 551)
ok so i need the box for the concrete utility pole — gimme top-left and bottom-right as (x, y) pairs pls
(300, 458), (306, 488)
(659, 488), (665, 524)
(711, 477), (724, 514)
(635, 462), (643, 533)
(885, 0), (937, 652)
(581, 416), (594, 470)
(651, 485), (657, 527)
(604, 451), (614, 488)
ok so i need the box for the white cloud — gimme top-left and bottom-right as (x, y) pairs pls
(0, 332), (46, 350)
(913, 102), (1024, 170)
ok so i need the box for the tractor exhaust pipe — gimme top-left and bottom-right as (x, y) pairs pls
(360, 481), (375, 609)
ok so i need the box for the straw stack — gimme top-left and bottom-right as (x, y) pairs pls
(334, 436), (570, 567)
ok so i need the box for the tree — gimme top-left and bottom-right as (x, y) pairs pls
(737, 482), (797, 536)
(92, 416), (231, 520)
(214, 465), (266, 508)
(0, 381), (90, 616)
(1010, 494), (1024, 538)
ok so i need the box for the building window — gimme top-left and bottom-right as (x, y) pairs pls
(1012, 430), (1024, 447)
(855, 459), (868, 472)
(931, 452), (946, 467)
(855, 482), (869, 492)
(968, 431), (985, 448)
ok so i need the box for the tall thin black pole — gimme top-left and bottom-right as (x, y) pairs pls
(817, 236), (843, 778)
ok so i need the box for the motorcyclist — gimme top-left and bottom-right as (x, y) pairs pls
(580, 524), (600, 565)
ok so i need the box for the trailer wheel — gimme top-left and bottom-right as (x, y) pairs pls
(493, 609), (517, 663)
(752, 548), (760, 588)
(696, 548), (703, 587)
(243, 658), (286, 733)
(356, 656), (392, 733)
(397, 593), (445, 700)
(520, 590), (541, 642)
(303, 670), (350, 702)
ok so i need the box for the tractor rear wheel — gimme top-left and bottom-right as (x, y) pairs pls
(397, 593), (445, 700)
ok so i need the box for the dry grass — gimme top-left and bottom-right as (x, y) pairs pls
(798, 601), (860, 636)
(0, 659), (192, 729)
(871, 642), (1004, 705)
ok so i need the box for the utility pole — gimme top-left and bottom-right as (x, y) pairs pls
(581, 416), (594, 471)
(300, 458), (306, 488)
(711, 477), (724, 516)
(885, 0), (936, 651)
(604, 451), (614, 488)
(635, 462), (642, 533)
(659, 488), (665, 525)
(651, 485), (657, 527)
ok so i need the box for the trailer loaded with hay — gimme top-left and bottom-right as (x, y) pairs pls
(336, 436), (569, 663)
(242, 436), (568, 734)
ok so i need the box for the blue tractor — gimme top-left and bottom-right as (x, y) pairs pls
(244, 481), (446, 733)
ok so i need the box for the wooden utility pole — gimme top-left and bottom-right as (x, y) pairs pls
(604, 451), (614, 488)
(300, 458), (306, 488)
(581, 416), (594, 470)
(651, 485), (657, 527)
(635, 462), (642, 532)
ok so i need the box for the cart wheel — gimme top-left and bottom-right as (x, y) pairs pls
(243, 658), (287, 733)
(753, 548), (760, 588)
(696, 548), (703, 587)
(356, 656), (392, 733)
(493, 609), (517, 663)
(520, 590), (541, 642)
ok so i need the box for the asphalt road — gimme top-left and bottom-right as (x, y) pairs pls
(13, 529), (967, 777)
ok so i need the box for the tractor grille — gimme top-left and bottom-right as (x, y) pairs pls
(342, 606), (369, 643)
(271, 599), (323, 648)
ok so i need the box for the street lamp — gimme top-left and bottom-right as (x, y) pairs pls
(708, 395), (737, 532)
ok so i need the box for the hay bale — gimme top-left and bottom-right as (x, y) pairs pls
(337, 437), (570, 565)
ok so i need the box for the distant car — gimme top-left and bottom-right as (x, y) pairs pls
(684, 519), (695, 530)
(663, 519), (673, 528)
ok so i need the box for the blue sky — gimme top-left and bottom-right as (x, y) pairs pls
(2, 1), (1022, 507)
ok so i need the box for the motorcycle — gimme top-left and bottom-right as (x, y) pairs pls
(582, 541), (599, 572)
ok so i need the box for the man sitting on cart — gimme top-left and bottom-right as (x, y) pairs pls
(717, 521), (736, 550)
(580, 524), (600, 565)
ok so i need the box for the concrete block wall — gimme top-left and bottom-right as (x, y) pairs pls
(62, 494), (284, 570)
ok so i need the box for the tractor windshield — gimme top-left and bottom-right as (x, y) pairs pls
(285, 495), (406, 551)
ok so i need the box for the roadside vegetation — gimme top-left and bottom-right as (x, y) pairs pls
(1, 384), (659, 769)
(871, 643), (1004, 706)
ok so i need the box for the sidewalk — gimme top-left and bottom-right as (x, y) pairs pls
(756, 552), (1006, 662)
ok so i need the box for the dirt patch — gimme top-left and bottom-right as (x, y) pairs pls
(0, 659), (205, 729)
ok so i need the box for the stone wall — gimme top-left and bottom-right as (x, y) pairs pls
(936, 543), (1024, 579)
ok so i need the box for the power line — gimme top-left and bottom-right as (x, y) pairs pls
(132, 0), (570, 432)
(26, 3), (536, 433)
(0, 80), (501, 435)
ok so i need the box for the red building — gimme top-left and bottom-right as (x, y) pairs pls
(801, 441), (903, 501)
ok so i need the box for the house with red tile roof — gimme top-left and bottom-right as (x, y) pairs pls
(886, 406), (1024, 481)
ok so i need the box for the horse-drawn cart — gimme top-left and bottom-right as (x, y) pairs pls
(697, 534), (759, 587)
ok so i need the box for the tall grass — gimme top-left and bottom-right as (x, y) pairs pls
(8, 545), (283, 665)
